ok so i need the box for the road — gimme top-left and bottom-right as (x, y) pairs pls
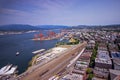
(17, 42), (87, 80)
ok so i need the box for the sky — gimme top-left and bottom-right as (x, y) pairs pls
(0, 0), (120, 26)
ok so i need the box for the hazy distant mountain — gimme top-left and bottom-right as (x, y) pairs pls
(0, 24), (41, 31)
(0, 24), (119, 31)
(0, 24), (69, 31)
(71, 24), (120, 29)
(36, 25), (69, 29)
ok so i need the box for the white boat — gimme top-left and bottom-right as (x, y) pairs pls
(60, 36), (65, 41)
(0, 65), (8, 74)
(60, 38), (63, 41)
(16, 52), (20, 55)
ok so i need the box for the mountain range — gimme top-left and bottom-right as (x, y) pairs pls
(0, 24), (120, 31)
(71, 24), (120, 29)
(0, 24), (69, 31)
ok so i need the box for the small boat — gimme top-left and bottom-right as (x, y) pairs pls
(16, 52), (20, 56)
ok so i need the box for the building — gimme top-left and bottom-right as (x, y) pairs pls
(108, 43), (119, 52)
(95, 51), (112, 69)
(87, 40), (95, 50)
(78, 52), (91, 63)
(111, 52), (120, 59)
(73, 60), (88, 75)
(113, 58), (120, 70)
(60, 73), (84, 80)
(109, 69), (120, 80)
(111, 52), (120, 70)
(98, 44), (107, 51)
(92, 77), (107, 80)
(69, 38), (76, 43)
(93, 67), (109, 79)
(94, 49), (112, 79)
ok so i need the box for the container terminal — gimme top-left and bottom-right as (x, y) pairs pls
(32, 30), (66, 41)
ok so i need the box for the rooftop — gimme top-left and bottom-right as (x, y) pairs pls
(89, 40), (95, 44)
(78, 52), (92, 61)
(98, 47), (107, 51)
(113, 58), (120, 65)
(60, 73), (83, 80)
(111, 52), (120, 59)
(93, 67), (109, 79)
(113, 75), (120, 80)
(92, 77), (107, 80)
(109, 69), (120, 76)
(95, 51), (112, 64)
(98, 43), (107, 48)
(97, 51), (109, 59)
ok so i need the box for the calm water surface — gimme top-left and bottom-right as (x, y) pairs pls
(0, 30), (60, 74)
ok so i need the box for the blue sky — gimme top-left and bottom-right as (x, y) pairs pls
(0, 0), (120, 26)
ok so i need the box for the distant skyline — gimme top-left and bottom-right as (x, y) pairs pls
(0, 0), (120, 26)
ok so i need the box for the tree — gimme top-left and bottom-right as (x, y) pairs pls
(86, 68), (92, 74)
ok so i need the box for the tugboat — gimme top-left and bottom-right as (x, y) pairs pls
(16, 52), (20, 56)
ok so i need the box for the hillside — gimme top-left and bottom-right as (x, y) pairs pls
(0, 24), (69, 31)
(0, 24), (40, 31)
(36, 25), (69, 29)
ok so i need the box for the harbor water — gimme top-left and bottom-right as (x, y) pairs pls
(0, 30), (60, 74)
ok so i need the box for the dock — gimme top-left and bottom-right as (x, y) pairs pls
(0, 64), (17, 76)
(32, 49), (45, 54)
